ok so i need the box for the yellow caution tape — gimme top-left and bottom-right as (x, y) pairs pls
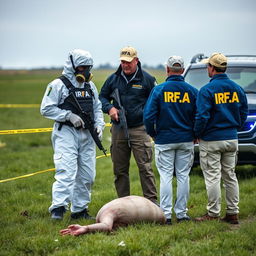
(0, 123), (112, 135)
(0, 168), (55, 183)
(0, 128), (53, 135)
(0, 104), (40, 108)
(0, 153), (111, 183)
(96, 153), (111, 159)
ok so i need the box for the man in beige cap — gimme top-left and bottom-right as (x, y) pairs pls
(194, 53), (248, 224)
(99, 46), (158, 205)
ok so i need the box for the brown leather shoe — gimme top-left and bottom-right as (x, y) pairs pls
(194, 213), (219, 222)
(221, 214), (239, 224)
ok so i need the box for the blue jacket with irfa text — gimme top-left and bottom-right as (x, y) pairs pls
(194, 73), (248, 141)
(144, 75), (198, 144)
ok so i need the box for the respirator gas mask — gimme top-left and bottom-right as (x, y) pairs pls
(70, 55), (93, 83)
(74, 65), (93, 83)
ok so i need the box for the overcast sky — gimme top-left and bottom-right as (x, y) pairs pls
(0, 0), (256, 69)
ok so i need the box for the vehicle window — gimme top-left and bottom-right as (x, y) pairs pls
(227, 67), (256, 92)
(185, 67), (256, 92)
(184, 68), (209, 89)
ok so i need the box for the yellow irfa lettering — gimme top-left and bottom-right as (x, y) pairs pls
(169, 92), (174, 102)
(218, 93), (224, 103)
(224, 92), (230, 103)
(164, 91), (192, 103)
(215, 92), (240, 104)
(182, 92), (190, 103)
(215, 93), (219, 104)
(231, 92), (239, 103)
(174, 92), (180, 102)
(164, 91), (168, 102)
(164, 92), (167, 102)
(164, 92), (173, 102)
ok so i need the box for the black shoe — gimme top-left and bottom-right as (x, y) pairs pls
(177, 216), (191, 223)
(51, 206), (65, 220)
(165, 218), (172, 225)
(71, 208), (95, 220)
(221, 214), (239, 224)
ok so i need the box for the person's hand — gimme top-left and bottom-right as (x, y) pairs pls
(96, 127), (103, 140)
(69, 113), (85, 128)
(60, 224), (88, 236)
(109, 107), (119, 122)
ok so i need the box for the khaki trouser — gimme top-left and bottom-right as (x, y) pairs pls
(199, 139), (239, 217)
(110, 124), (157, 203)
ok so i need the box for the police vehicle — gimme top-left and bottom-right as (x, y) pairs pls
(184, 54), (256, 164)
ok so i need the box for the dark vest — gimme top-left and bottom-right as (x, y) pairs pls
(58, 75), (94, 129)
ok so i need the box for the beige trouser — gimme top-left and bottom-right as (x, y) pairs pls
(199, 139), (239, 217)
(110, 124), (158, 203)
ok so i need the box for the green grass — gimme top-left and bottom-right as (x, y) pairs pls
(0, 69), (256, 256)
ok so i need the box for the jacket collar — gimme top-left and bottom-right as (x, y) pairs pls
(166, 75), (184, 82)
(210, 73), (228, 82)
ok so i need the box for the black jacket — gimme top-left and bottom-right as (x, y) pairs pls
(99, 62), (156, 128)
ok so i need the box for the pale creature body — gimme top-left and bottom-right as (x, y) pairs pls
(60, 195), (166, 236)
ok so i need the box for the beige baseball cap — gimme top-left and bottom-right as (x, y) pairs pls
(166, 56), (184, 69)
(120, 46), (137, 62)
(205, 52), (227, 68)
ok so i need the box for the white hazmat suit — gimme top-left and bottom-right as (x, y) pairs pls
(40, 49), (105, 215)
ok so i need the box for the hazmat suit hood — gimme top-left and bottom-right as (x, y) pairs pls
(62, 49), (94, 86)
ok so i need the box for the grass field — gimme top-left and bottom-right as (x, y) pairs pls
(0, 69), (256, 256)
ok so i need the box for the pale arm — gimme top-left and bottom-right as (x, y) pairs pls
(60, 213), (115, 236)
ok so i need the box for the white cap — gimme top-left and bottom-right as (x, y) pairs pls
(166, 56), (184, 69)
